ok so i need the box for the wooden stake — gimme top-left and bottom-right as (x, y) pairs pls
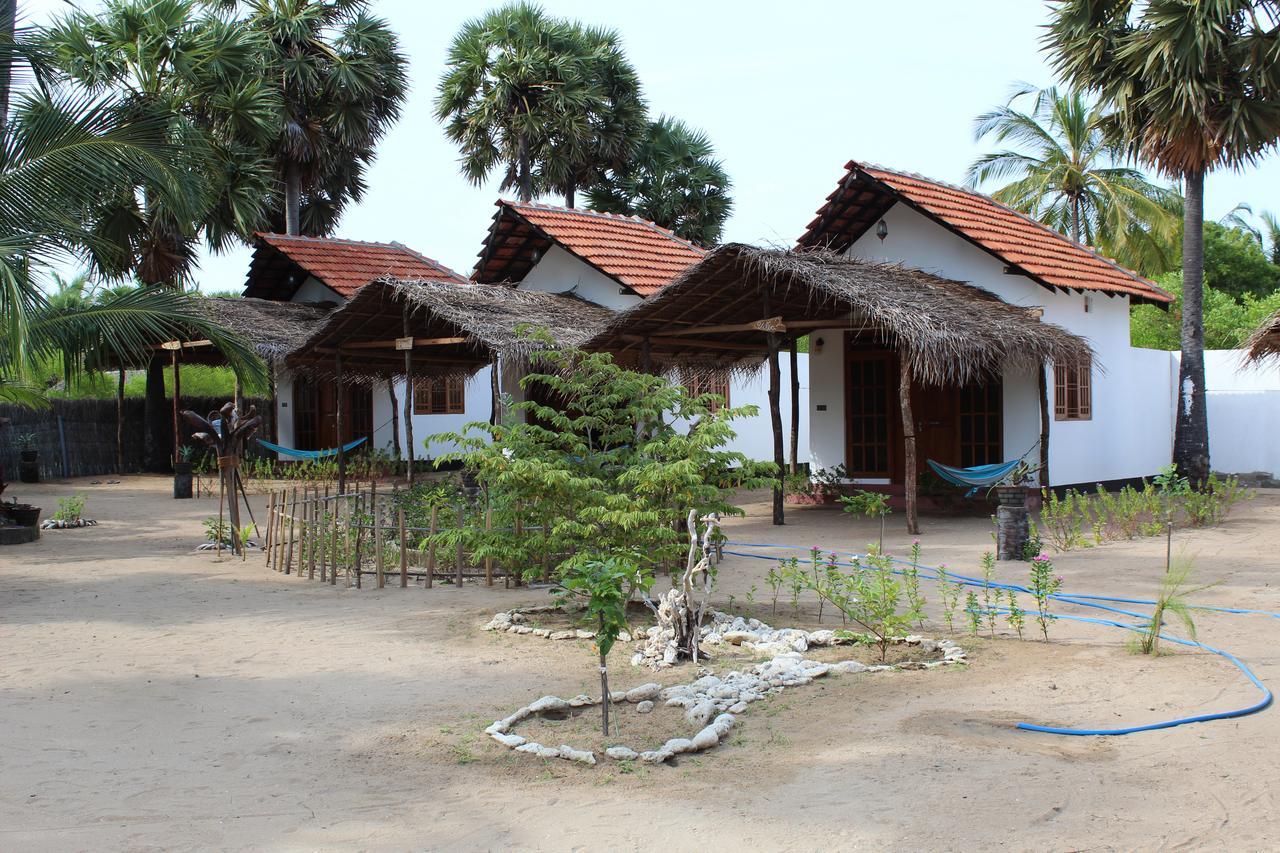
(329, 495), (339, 585)
(284, 487), (297, 574)
(265, 490), (276, 568)
(426, 505), (438, 588)
(308, 490), (318, 580)
(398, 509), (408, 588)
(336, 351), (346, 495)
(353, 492), (364, 589)
(454, 503), (465, 588)
(116, 366), (125, 476)
(320, 486), (329, 582)
(375, 499), (386, 589)
(899, 355), (920, 535)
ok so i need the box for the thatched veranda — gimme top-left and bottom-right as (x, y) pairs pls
(176, 297), (335, 367)
(585, 244), (1095, 530)
(1247, 309), (1280, 363)
(286, 276), (615, 490)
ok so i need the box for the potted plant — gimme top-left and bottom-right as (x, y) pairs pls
(173, 445), (194, 500)
(17, 432), (39, 483)
(7, 500), (42, 528)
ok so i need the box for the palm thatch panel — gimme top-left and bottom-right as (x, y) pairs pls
(586, 243), (1094, 385)
(200, 297), (334, 364)
(1246, 308), (1280, 363)
(287, 276), (616, 383)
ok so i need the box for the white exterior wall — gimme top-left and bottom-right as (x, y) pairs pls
(1183, 350), (1280, 478)
(517, 244), (638, 311)
(372, 369), (496, 462)
(293, 275), (341, 304)
(806, 201), (1159, 486)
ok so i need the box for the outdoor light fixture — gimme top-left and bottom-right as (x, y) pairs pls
(876, 219), (888, 241)
(813, 337), (825, 354)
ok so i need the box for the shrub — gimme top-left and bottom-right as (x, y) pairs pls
(52, 493), (86, 523)
(805, 549), (915, 662)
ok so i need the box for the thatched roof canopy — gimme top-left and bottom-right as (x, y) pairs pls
(1247, 309), (1280, 363)
(585, 243), (1094, 385)
(287, 276), (616, 381)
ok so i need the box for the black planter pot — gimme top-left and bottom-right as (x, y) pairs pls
(18, 450), (39, 483)
(9, 504), (41, 527)
(173, 461), (193, 500)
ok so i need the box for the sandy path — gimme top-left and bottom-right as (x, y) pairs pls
(2, 476), (1280, 851)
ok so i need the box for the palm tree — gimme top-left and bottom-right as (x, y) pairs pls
(239, 0), (408, 236)
(0, 90), (263, 407)
(1222, 203), (1280, 266)
(536, 22), (645, 208)
(435, 3), (630, 204)
(585, 116), (733, 246)
(1045, 1), (1280, 485)
(967, 83), (1180, 276)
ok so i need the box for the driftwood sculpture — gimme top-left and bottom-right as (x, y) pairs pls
(183, 402), (261, 557)
(639, 510), (721, 668)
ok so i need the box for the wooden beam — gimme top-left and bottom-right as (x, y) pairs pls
(338, 336), (472, 350)
(651, 316), (786, 337)
(619, 334), (764, 354)
(899, 355), (919, 535)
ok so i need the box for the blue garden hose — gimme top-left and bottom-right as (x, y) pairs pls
(719, 540), (1275, 736)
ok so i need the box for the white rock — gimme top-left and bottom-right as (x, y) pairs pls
(515, 742), (560, 759)
(510, 625), (533, 635)
(639, 750), (671, 764)
(606, 746), (639, 761)
(745, 641), (795, 658)
(618, 631), (632, 643)
(574, 629), (596, 640)
(722, 630), (761, 646)
(629, 653), (645, 666)
(832, 660), (869, 674)
(703, 632), (724, 645)
(484, 721), (507, 735)
(491, 732), (525, 748)
(635, 700), (654, 714)
(665, 696), (694, 709)
(663, 738), (696, 755)
(528, 695), (570, 714)
(728, 701), (749, 714)
(557, 744), (597, 765)
(904, 634), (923, 645)
(685, 700), (716, 727)
(625, 682), (662, 703)
(710, 684), (739, 700)
(548, 630), (576, 641)
(807, 629), (836, 646)
(568, 694), (595, 707)
(691, 726), (721, 750)
(610, 690), (628, 703)
(509, 612), (527, 624)
(659, 686), (690, 701)
(532, 628), (551, 638)
(803, 663), (832, 678)
(690, 675), (722, 692)
(662, 645), (679, 664)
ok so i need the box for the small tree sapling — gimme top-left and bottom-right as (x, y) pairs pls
(839, 489), (891, 552)
(1028, 553), (1062, 641)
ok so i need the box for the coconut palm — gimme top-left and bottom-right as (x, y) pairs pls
(967, 83), (1180, 276)
(1223, 203), (1280, 267)
(585, 115), (733, 246)
(238, 0), (408, 236)
(1045, 0), (1280, 484)
(0, 90), (264, 406)
(436, 3), (627, 204)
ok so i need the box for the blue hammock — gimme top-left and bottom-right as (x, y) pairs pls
(927, 458), (1024, 497)
(256, 436), (367, 460)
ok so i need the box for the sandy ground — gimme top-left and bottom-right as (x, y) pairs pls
(3, 476), (1280, 851)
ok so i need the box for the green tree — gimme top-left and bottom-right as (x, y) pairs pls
(239, 0), (408, 236)
(1046, 1), (1280, 485)
(967, 83), (1179, 275)
(586, 115), (733, 246)
(0, 91), (263, 407)
(40, 0), (280, 468)
(1222, 203), (1280, 268)
(435, 3), (645, 206)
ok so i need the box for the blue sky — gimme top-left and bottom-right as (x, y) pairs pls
(23, 0), (1280, 290)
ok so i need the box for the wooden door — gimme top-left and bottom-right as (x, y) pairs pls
(312, 384), (372, 450)
(912, 385), (961, 468)
(845, 350), (894, 477)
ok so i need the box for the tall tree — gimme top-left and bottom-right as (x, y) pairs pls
(967, 83), (1180, 275)
(40, 0), (279, 468)
(239, 0), (408, 236)
(536, 22), (644, 208)
(1045, 0), (1280, 484)
(0, 90), (263, 406)
(586, 115), (733, 246)
(435, 2), (638, 205)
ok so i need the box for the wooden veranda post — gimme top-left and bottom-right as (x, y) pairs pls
(403, 303), (415, 485)
(899, 355), (920, 535)
(336, 351), (346, 494)
(171, 347), (182, 463)
(116, 366), (125, 475)
(789, 338), (800, 475)
(387, 380), (400, 470)
(766, 331), (785, 526)
(1038, 364), (1051, 490)
(490, 355), (501, 426)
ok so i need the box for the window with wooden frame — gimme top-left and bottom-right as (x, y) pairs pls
(686, 374), (731, 411)
(1054, 358), (1092, 421)
(413, 376), (466, 415)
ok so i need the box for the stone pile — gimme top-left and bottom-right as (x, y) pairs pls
(481, 607), (633, 645)
(40, 518), (97, 529)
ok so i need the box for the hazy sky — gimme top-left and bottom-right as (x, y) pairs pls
(22, 0), (1280, 291)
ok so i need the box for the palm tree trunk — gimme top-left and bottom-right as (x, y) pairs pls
(565, 183), (575, 209)
(1173, 168), (1210, 484)
(144, 354), (171, 471)
(1070, 196), (1081, 244)
(0, 0), (15, 136)
(284, 160), (302, 236)
(517, 132), (533, 203)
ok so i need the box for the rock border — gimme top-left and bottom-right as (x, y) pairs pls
(485, 633), (967, 767)
(40, 518), (97, 529)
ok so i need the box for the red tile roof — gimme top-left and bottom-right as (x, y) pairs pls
(474, 200), (706, 296)
(798, 160), (1172, 305)
(245, 233), (467, 300)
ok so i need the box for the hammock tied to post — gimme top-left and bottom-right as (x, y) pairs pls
(256, 436), (367, 459)
(926, 442), (1040, 497)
